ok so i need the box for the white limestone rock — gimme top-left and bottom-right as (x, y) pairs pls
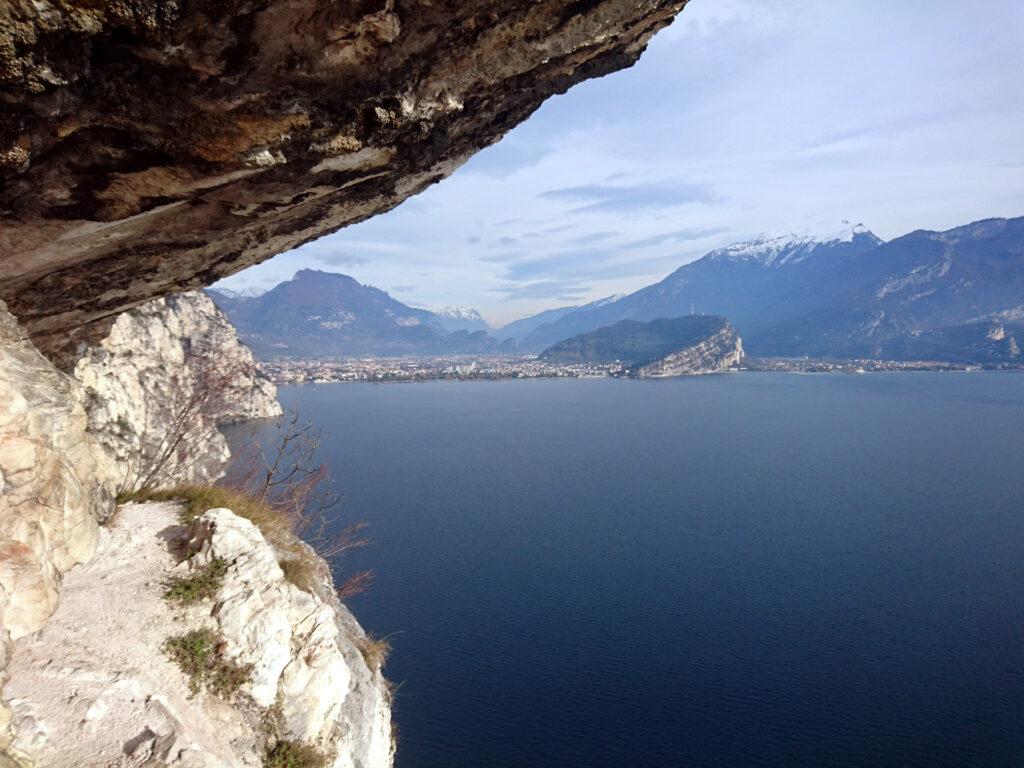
(0, 299), (117, 763)
(72, 291), (281, 490)
(186, 509), (393, 768)
(634, 326), (744, 378)
(4, 502), (393, 768)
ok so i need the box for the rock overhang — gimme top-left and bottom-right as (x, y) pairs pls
(0, 0), (689, 365)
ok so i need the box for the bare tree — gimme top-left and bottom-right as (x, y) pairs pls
(124, 353), (255, 493)
(226, 407), (373, 598)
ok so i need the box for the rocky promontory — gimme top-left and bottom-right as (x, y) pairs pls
(0, 295), (396, 768)
(6, 501), (392, 768)
(539, 315), (744, 377)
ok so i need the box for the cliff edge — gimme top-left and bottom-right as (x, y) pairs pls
(6, 501), (392, 768)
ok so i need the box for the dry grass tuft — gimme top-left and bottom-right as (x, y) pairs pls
(119, 485), (291, 542)
(355, 633), (391, 672)
(120, 485), (370, 599)
(278, 556), (320, 594)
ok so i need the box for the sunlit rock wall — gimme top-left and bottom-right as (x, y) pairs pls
(72, 291), (282, 491)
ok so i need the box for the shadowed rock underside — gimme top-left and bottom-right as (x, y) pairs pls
(0, 0), (688, 365)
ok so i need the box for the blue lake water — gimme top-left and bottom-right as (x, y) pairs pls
(248, 373), (1024, 767)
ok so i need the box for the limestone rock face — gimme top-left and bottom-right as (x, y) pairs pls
(72, 291), (282, 491)
(634, 326), (744, 377)
(0, 300), (114, 639)
(4, 501), (392, 768)
(187, 509), (392, 767)
(0, 299), (116, 762)
(0, 0), (688, 363)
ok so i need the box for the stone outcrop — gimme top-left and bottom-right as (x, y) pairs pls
(0, 299), (117, 763)
(72, 291), (282, 491)
(5, 501), (392, 768)
(187, 509), (392, 766)
(539, 314), (743, 376)
(0, 0), (688, 364)
(634, 325), (744, 377)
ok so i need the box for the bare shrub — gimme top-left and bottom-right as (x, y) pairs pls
(123, 405), (374, 602)
(336, 570), (375, 600)
(122, 352), (261, 493)
(225, 407), (373, 599)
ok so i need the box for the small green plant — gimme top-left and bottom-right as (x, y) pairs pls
(356, 633), (391, 672)
(165, 558), (228, 603)
(164, 628), (252, 698)
(264, 740), (326, 768)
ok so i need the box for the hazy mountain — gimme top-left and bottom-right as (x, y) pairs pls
(432, 306), (491, 333)
(539, 315), (742, 375)
(208, 270), (513, 359)
(209, 286), (267, 300)
(515, 217), (1024, 363)
(497, 294), (624, 342)
(519, 226), (883, 351)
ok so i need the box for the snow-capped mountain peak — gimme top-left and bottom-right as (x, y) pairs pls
(707, 223), (880, 267)
(209, 285), (268, 299)
(435, 306), (486, 322)
(590, 294), (625, 308)
(432, 306), (492, 333)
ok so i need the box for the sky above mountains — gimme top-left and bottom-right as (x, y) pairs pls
(214, 0), (1024, 326)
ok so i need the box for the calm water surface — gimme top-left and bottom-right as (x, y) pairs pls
(255, 373), (1024, 767)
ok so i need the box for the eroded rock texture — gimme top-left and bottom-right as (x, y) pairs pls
(634, 324), (744, 377)
(0, 299), (117, 763)
(0, 0), (687, 364)
(5, 502), (392, 768)
(72, 291), (282, 491)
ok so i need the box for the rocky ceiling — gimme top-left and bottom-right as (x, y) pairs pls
(0, 0), (687, 364)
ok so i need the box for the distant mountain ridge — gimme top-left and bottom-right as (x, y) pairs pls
(211, 216), (1023, 365)
(513, 217), (1024, 364)
(496, 295), (618, 343)
(208, 270), (512, 359)
(517, 227), (884, 351)
(432, 306), (492, 333)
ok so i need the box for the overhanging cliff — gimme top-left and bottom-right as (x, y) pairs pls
(0, 0), (688, 364)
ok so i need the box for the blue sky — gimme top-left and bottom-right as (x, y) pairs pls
(215, 0), (1024, 327)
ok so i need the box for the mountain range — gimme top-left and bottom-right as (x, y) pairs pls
(210, 216), (1023, 364)
(208, 270), (512, 359)
(507, 217), (1024, 364)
